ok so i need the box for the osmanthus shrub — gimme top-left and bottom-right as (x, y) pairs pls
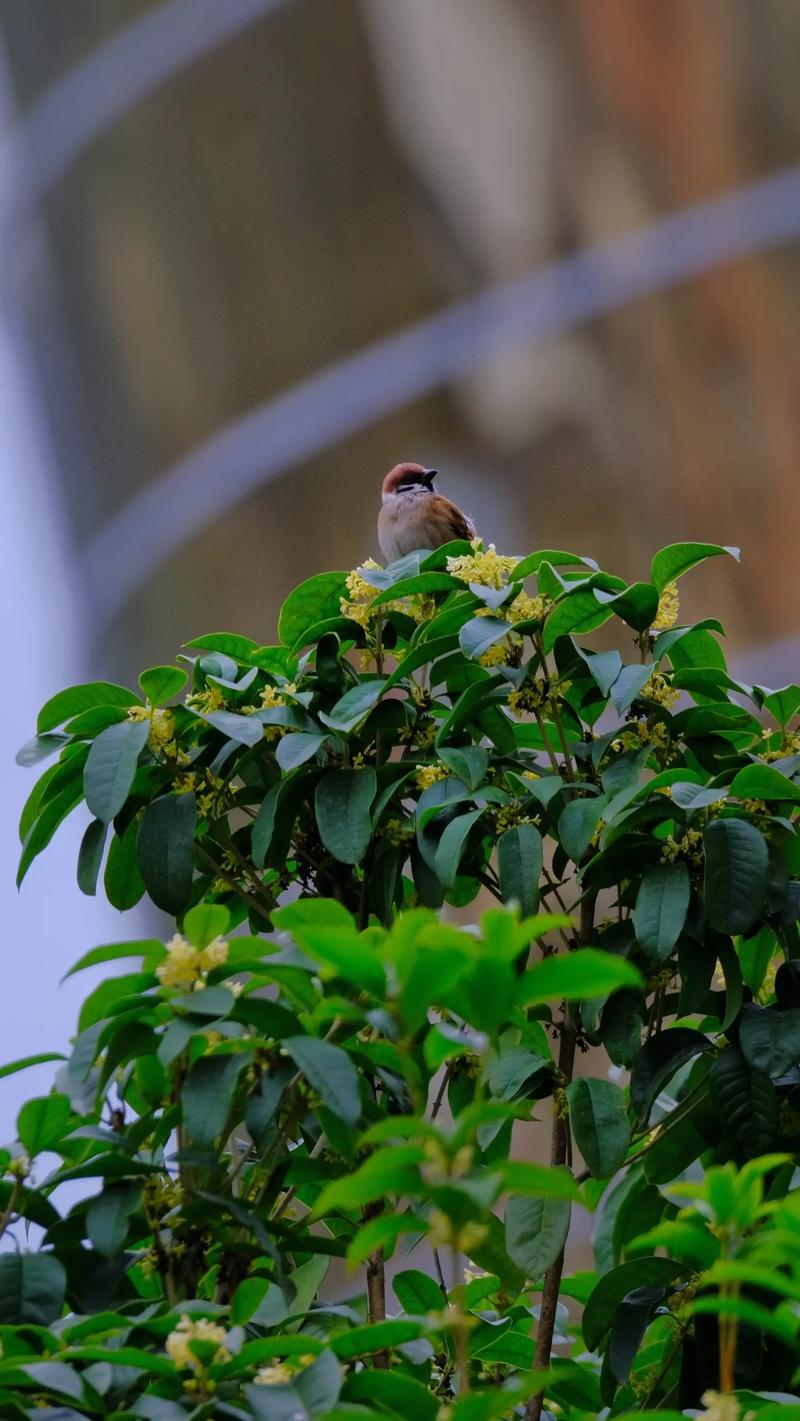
(6, 537), (800, 1420)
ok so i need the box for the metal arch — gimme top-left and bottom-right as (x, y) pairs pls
(5, 0), (291, 216)
(82, 164), (800, 635)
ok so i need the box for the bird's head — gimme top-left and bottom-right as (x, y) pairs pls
(382, 462), (438, 497)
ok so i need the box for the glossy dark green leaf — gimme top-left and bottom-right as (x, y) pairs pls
(434, 808), (485, 890)
(185, 631), (260, 660)
(505, 1195), (570, 1279)
(738, 926), (778, 994)
(582, 1258), (683, 1350)
(38, 681), (140, 734)
(343, 1369), (438, 1421)
(608, 1284), (670, 1383)
(393, 1267), (445, 1314)
(83, 719), (150, 823)
(86, 1180), (143, 1257)
(650, 541), (739, 593)
(558, 795), (607, 863)
(459, 616), (511, 660)
(566, 1078), (630, 1178)
(0, 1252), (66, 1324)
(521, 951), (642, 1008)
(76, 819), (108, 897)
(196, 708), (264, 747)
(182, 1053), (250, 1147)
(17, 1094), (71, 1154)
(138, 665), (188, 704)
(246, 1348), (342, 1420)
(704, 817), (768, 934)
(137, 793), (196, 914)
(601, 990), (645, 1069)
(319, 680), (385, 733)
(315, 768), (376, 864)
(594, 582), (660, 632)
(610, 664), (653, 715)
(438, 746), (489, 790)
(497, 822), (542, 916)
(710, 1046), (778, 1156)
(283, 1036), (361, 1126)
(17, 781), (84, 886)
(276, 731), (328, 770)
(739, 1003), (800, 1079)
(543, 589), (614, 652)
(759, 684), (800, 726)
(633, 862), (690, 962)
(15, 732), (69, 768)
(279, 572), (348, 647)
(730, 762), (800, 803)
(629, 1028), (712, 1124)
(104, 817), (146, 911)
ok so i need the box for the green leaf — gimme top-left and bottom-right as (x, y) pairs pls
(16, 732), (69, 767)
(497, 823), (542, 916)
(276, 731), (328, 770)
(459, 616), (511, 660)
(346, 1213), (426, 1267)
(629, 1028), (712, 1124)
(582, 1258), (683, 1350)
(434, 808), (485, 890)
(37, 681), (140, 734)
(61, 939), (162, 981)
(17, 1094), (71, 1154)
(185, 631), (260, 661)
(278, 924), (385, 996)
(137, 793), (196, 914)
(393, 1267), (446, 1314)
(315, 768), (377, 864)
(543, 588), (614, 652)
(19, 1360), (85, 1403)
(0, 1253), (66, 1324)
(760, 684), (800, 726)
(246, 1349), (342, 1420)
(83, 719), (150, 823)
(320, 680), (386, 733)
(182, 1053), (249, 1147)
(738, 926), (778, 994)
(505, 1195), (571, 1278)
(710, 1046), (778, 1156)
(520, 951), (642, 1008)
(704, 817), (768, 934)
(85, 1180), (142, 1256)
(610, 664), (654, 715)
(17, 781), (84, 886)
(601, 990), (645, 1069)
(138, 665), (188, 704)
(0, 1052), (65, 1079)
(196, 708), (264, 746)
(594, 582), (660, 632)
(76, 819), (107, 897)
(633, 862), (690, 962)
(730, 762), (800, 803)
(558, 796), (607, 863)
(104, 817), (146, 911)
(739, 1003), (800, 1078)
(331, 1320), (424, 1360)
(184, 903), (230, 949)
(438, 746), (489, 790)
(373, 570), (457, 604)
(499, 1162), (581, 1202)
(313, 1146), (425, 1215)
(650, 541), (739, 593)
(279, 572), (348, 647)
(283, 1036), (361, 1126)
(566, 1078), (630, 1178)
(343, 1369), (439, 1421)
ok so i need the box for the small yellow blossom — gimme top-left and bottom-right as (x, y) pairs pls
(7, 1154), (30, 1181)
(509, 674), (570, 715)
(507, 591), (550, 624)
(157, 932), (229, 991)
(698, 1392), (739, 1421)
(652, 581), (680, 632)
(254, 1363), (295, 1386)
(352, 752), (366, 768)
(340, 559), (383, 628)
(172, 771), (198, 795)
(661, 828), (704, 866)
(642, 671), (680, 709)
(740, 797), (768, 815)
(127, 703), (176, 755)
(384, 818), (412, 846)
(186, 687), (226, 714)
(260, 685), (285, 710)
(479, 642), (510, 668)
(634, 720), (670, 749)
(447, 541), (519, 591)
(165, 1315), (230, 1371)
(416, 763), (449, 791)
(199, 937), (229, 971)
(521, 769), (540, 781)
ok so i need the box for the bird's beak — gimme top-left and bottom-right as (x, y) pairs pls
(423, 468), (438, 485)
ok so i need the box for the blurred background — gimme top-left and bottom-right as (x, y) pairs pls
(3, 1), (800, 1122)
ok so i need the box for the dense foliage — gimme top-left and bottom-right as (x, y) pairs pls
(7, 538), (800, 1420)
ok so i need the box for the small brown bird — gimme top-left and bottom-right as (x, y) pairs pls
(377, 462), (476, 563)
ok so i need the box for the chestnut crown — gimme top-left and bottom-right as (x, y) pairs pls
(382, 463), (438, 496)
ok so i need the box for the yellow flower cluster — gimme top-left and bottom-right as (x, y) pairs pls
(697, 1392), (740, 1421)
(156, 933), (229, 990)
(661, 828), (704, 866)
(165, 1315), (230, 1371)
(763, 729), (800, 761)
(508, 675), (570, 715)
(383, 817), (413, 846)
(254, 1355), (317, 1386)
(632, 720), (670, 749)
(127, 704), (180, 757)
(340, 559), (383, 628)
(494, 804), (533, 832)
(186, 686), (226, 714)
(416, 763), (449, 790)
(197, 771), (226, 819)
(427, 1207), (488, 1253)
(507, 591), (550, 623)
(447, 540), (519, 591)
(479, 642), (512, 668)
(642, 671), (680, 709)
(652, 581), (680, 632)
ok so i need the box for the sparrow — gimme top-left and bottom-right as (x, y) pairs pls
(377, 462), (476, 563)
